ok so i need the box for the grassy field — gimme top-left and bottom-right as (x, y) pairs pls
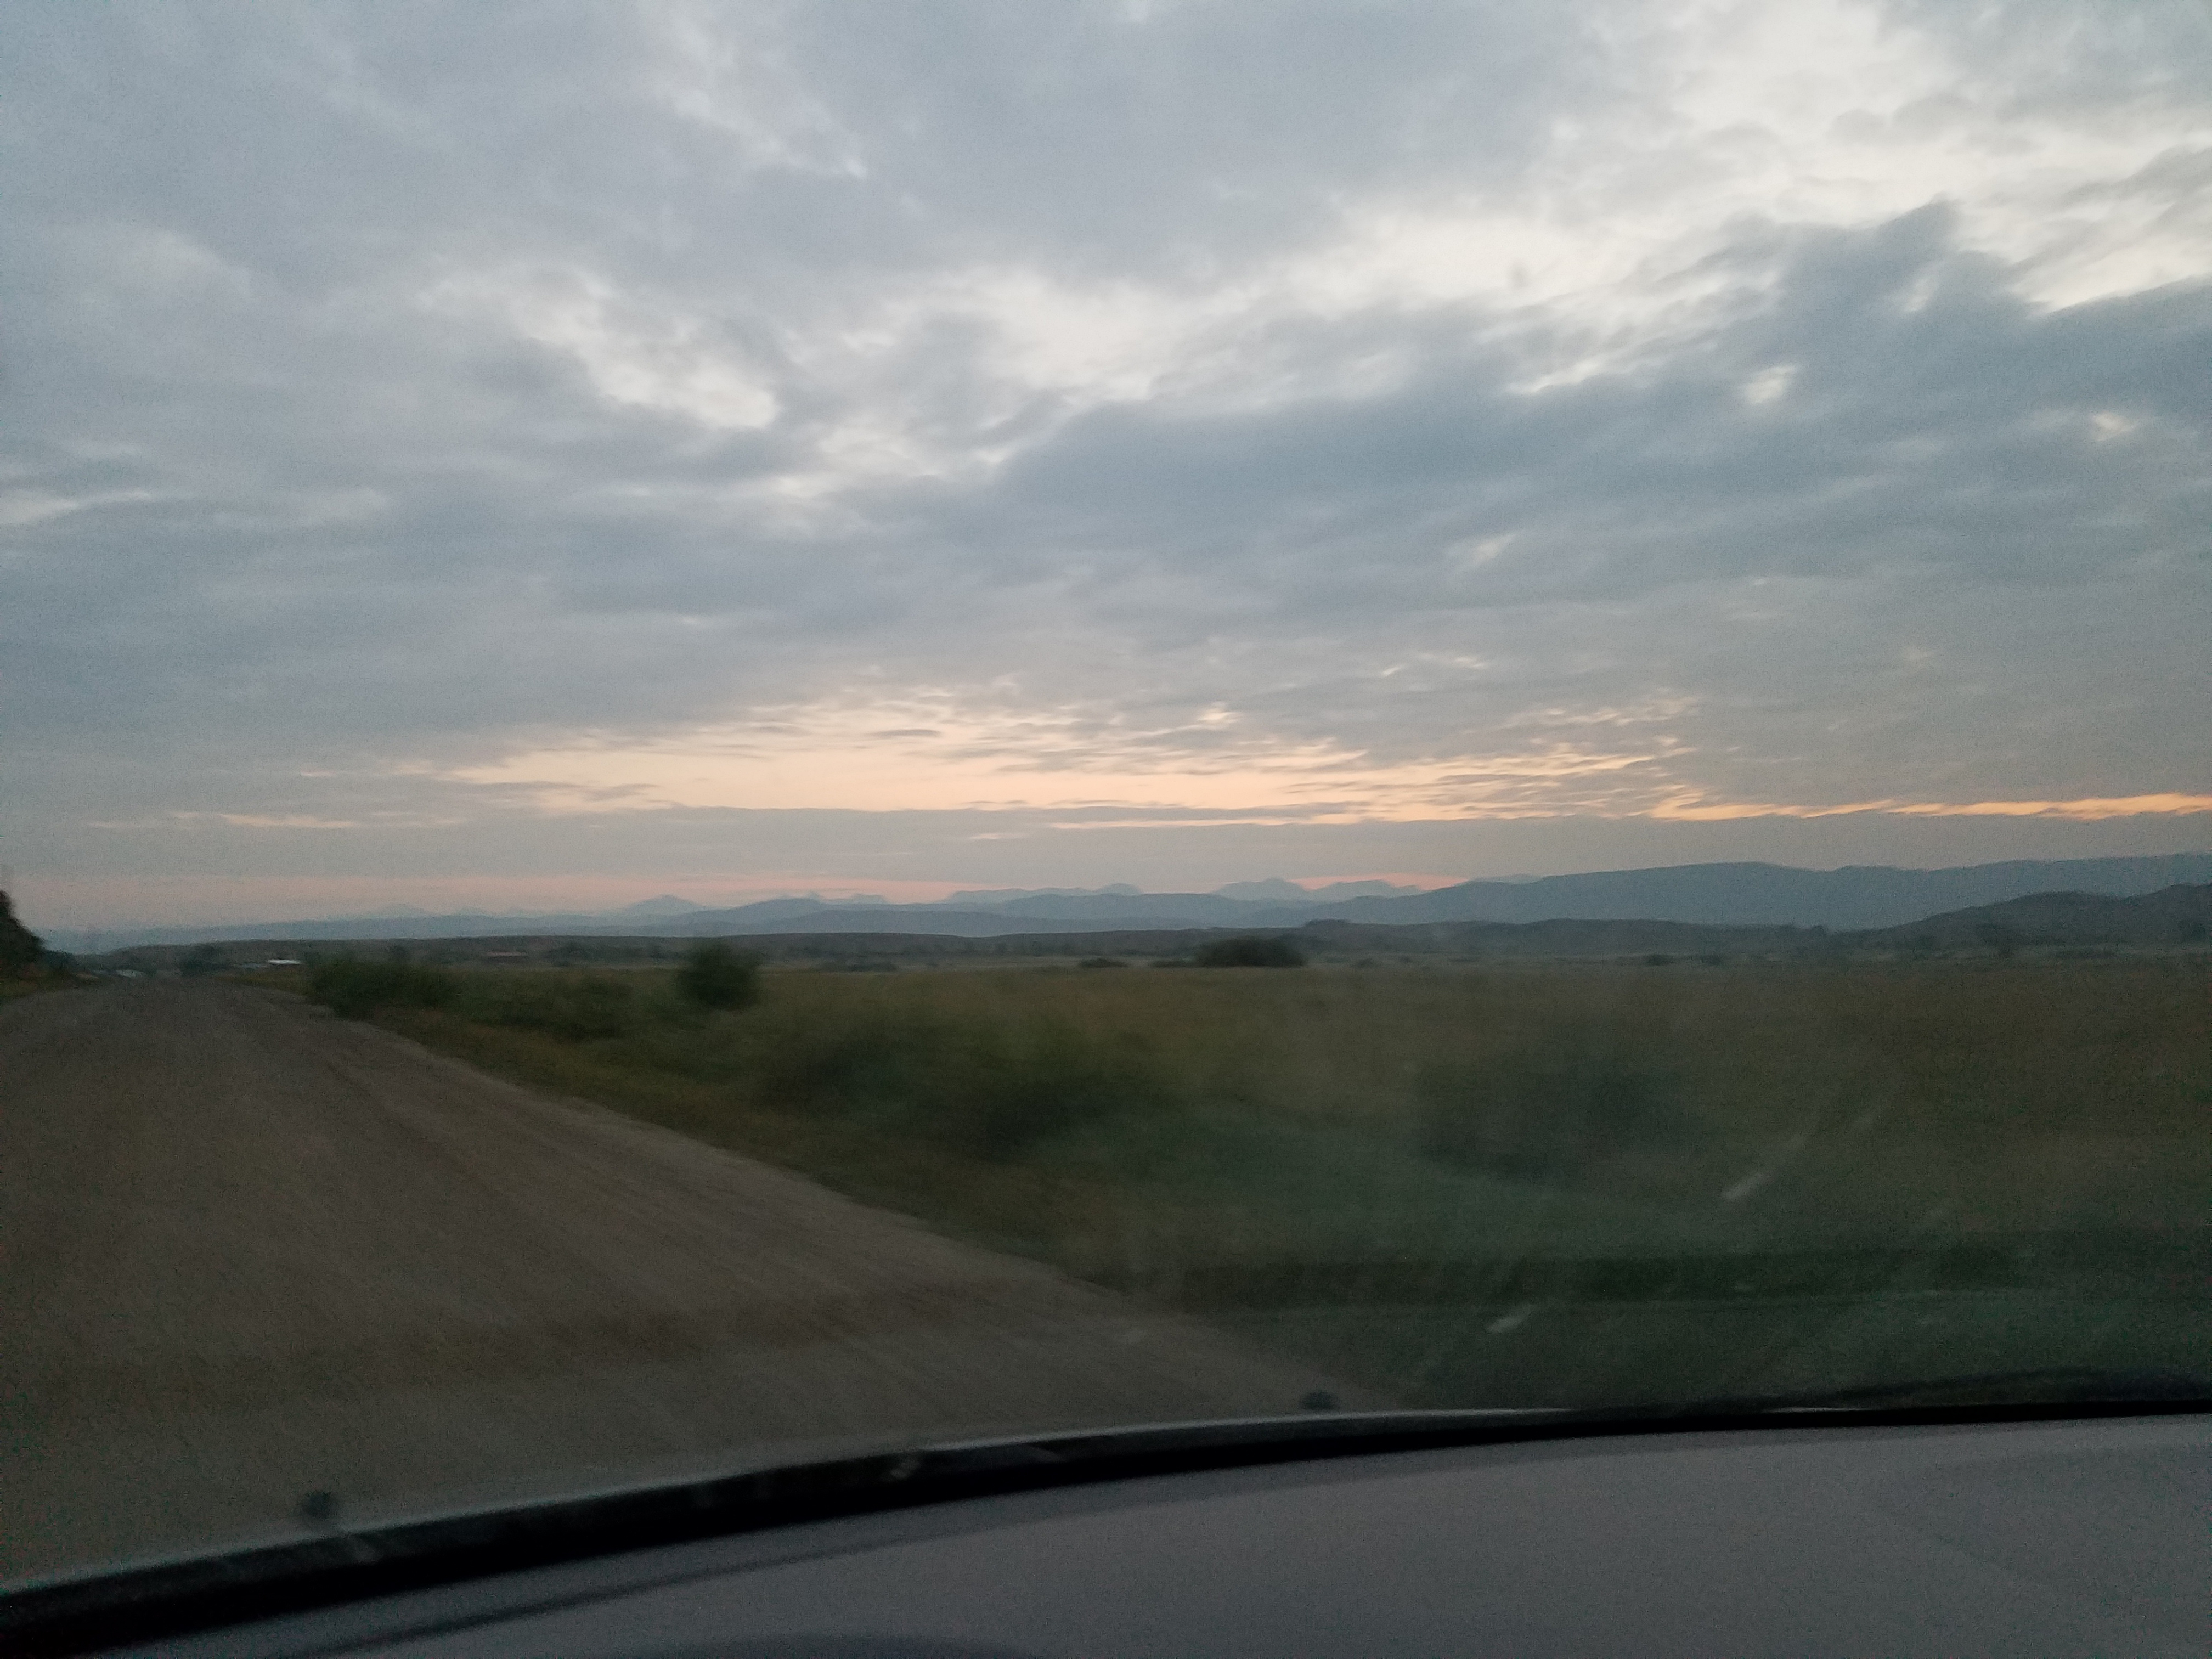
(312, 954), (2211, 1407)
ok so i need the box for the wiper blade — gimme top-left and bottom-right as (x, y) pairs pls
(7, 1392), (2208, 1654)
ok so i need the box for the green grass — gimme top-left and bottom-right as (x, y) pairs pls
(340, 956), (2211, 1405)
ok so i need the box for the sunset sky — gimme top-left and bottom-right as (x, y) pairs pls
(5, 1), (2208, 927)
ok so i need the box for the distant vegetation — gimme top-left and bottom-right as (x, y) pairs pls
(1193, 935), (1306, 967)
(676, 940), (761, 1011)
(307, 946), (757, 1041)
(0, 891), (46, 975)
(80, 881), (2212, 980)
(0, 890), (71, 1001)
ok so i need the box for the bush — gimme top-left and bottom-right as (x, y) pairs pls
(1194, 935), (1306, 968)
(677, 941), (761, 1011)
(308, 957), (457, 1019)
(0, 890), (44, 977)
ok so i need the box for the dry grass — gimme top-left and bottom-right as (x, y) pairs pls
(368, 957), (2212, 1248)
(347, 956), (2212, 1406)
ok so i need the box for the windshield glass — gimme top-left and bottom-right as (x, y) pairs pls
(5, 0), (2209, 1593)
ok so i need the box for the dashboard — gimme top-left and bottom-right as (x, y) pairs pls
(98, 1413), (2209, 1658)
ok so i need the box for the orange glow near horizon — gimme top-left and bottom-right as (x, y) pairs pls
(1652, 793), (2212, 823)
(439, 696), (1686, 822)
(434, 699), (2212, 829)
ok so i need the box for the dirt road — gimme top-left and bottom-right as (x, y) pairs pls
(1, 983), (1372, 1582)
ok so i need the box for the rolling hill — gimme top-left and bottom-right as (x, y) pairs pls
(45, 852), (2212, 953)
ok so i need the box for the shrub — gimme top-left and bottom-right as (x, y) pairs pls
(308, 957), (457, 1019)
(0, 890), (43, 977)
(677, 941), (761, 1011)
(1194, 935), (1306, 968)
(1976, 922), (2023, 960)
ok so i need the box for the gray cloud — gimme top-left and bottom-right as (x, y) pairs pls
(3, 1), (2208, 922)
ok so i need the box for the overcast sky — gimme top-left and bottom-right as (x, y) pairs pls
(5, 0), (2209, 925)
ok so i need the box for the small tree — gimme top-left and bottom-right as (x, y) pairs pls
(677, 940), (760, 1011)
(0, 891), (44, 977)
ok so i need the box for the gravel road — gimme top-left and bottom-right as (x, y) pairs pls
(1, 982), (1374, 1583)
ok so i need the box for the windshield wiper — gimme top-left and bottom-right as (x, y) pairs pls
(7, 1388), (2207, 1655)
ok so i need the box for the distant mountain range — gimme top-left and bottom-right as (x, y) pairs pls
(1855, 880), (2212, 950)
(45, 853), (2212, 952)
(89, 882), (2212, 972)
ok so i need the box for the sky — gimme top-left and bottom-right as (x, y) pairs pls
(4, 0), (2209, 927)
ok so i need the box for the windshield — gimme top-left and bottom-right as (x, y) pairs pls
(5, 0), (2209, 1596)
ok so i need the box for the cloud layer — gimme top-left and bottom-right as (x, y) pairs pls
(4, 1), (2208, 922)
